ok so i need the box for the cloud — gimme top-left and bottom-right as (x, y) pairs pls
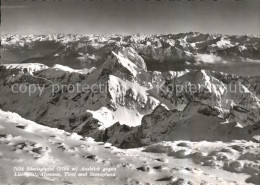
(195, 54), (228, 64)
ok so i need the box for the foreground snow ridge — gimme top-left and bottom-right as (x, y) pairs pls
(0, 109), (259, 185)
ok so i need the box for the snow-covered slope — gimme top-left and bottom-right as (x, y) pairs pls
(0, 109), (259, 185)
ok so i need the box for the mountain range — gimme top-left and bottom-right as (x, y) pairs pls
(1, 32), (260, 148)
(1, 32), (260, 184)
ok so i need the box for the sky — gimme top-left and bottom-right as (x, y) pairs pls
(1, 0), (260, 35)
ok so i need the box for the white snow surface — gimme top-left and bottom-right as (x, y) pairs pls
(0, 109), (259, 185)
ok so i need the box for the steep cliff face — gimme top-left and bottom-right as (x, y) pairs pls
(101, 102), (260, 148)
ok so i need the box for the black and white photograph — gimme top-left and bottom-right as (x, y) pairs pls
(0, 0), (260, 184)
